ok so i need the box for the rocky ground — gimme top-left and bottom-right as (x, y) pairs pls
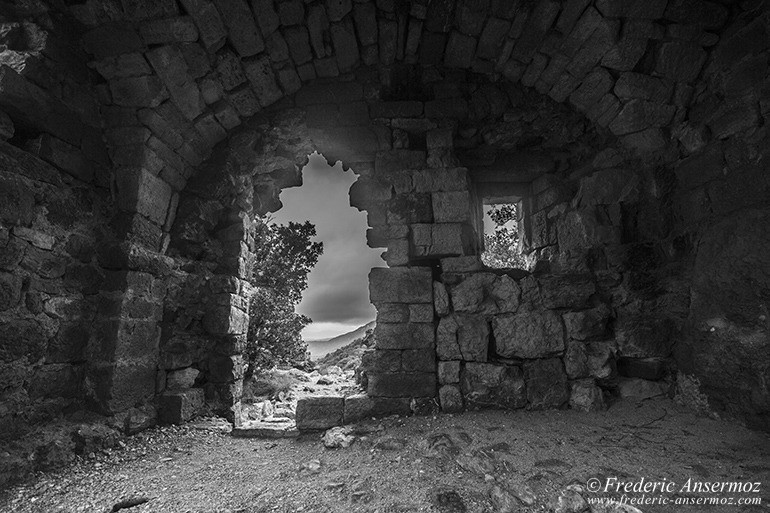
(1, 398), (768, 513)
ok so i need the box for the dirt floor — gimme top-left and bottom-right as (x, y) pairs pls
(1, 398), (768, 513)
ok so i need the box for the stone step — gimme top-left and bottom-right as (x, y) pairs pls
(232, 420), (299, 438)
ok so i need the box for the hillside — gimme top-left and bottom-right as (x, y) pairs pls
(306, 321), (375, 359)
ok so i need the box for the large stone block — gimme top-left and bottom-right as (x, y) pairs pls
(158, 388), (205, 424)
(456, 316), (489, 362)
(375, 322), (435, 350)
(82, 23), (145, 59)
(296, 395), (344, 430)
(369, 267), (433, 303)
(368, 372), (436, 398)
(0, 271), (22, 311)
(569, 379), (606, 411)
(563, 305), (611, 341)
(437, 315), (462, 360)
(110, 76), (168, 108)
(411, 223), (474, 258)
(26, 134), (93, 183)
(439, 384), (464, 413)
(563, 339), (589, 379)
(115, 167), (173, 225)
(342, 394), (411, 423)
(493, 311), (564, 359)
(523, 358), (569, 409)
(432, 191), (470, 223)
(461, 362), (526, 410)
(212, 0), (264, 56)
(438, 360), (460, 384)
(139, 16), (199, 44)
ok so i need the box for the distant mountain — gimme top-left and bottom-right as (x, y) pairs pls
(306, 321), (376, 359)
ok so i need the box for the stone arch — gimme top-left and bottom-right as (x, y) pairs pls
(0, 0), (767, 435)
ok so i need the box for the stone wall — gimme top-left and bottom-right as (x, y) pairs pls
(0, 0), (767, 439)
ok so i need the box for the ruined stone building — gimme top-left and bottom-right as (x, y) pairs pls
(0, 0), (768, 458)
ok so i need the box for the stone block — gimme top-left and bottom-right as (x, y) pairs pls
(331, 19), (359, 72)
(82, 23), (145, 59)
(439, 384), (463, 413)
(411, 224), (474, 258)
(242, 55), (283, 107)
(444, 31), (476, 69)
(433, 281), (450, 316)
(524, 358), (569, 409)
(376, 303), (409, 323)
(617, 377), (669, 400)
(375, 323), (435, 350)
(166, 367), (200, 390)
(437, 315), (462, 360)
(216, 50), (247, 90)
(202, 299), (249, 335)
(296, 396), (344, 430)
(110, 76), (168, 107)
(402, 349), (436, 372)
(0, 272), (22, 312)
(493, 311), (564, 359)
(655, 41), (707, 82)
(212, 0), (264, 56)
(369, 267), (433, 303)
(25, 134), (92, 183)
(139, 16), (199, 44)
(569, 379), (606, 411)
(563, 305), (610, 341)
(457, 316), (489, 362)
(615, 311), (674, 358)
(569, 67), (614, 112)
(510, 0), (560, 62)
(564, 339), (589, 379)
(158, 388), (205, 424)
(227, 85), (261, 117)
(115, 167), (172, 225)
(0, 110), (13, 141)
(424, 98), (469, 119)
(342, 394), (411, 423)
(432, 192), (470, 223)
(368, 372), (436, 398)
(477, 17), (510, 60)
(608, 99), (676, 136)
(409, 304), (434, 323)
(438, 361), (460, 384)
(179, 0), (227, 51)
(147, 45), (206, 120)
(461, 362), (526, 410)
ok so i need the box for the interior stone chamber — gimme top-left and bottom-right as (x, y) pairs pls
(0, 0), (768, 444)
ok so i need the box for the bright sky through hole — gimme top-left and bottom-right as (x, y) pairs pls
(270, 153), (383, 341)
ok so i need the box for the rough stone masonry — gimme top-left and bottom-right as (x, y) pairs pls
(0, 0), (768, 464)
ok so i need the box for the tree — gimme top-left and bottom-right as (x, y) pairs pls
(246, 220), (323, 376)
(481, 203), (527, 269)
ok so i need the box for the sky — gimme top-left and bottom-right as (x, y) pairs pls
(271, 153), (384, 341)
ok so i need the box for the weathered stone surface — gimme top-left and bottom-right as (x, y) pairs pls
(438, 360), (460, 384)
(330, 19), (359, 72)
(180, 0), (227, 51)
(493, 311), (564, 359)
(432, 191), (470, 223)
(524, 359), (569, 409)
(368, 372), (436, 398)
(615, 309), (675, 358)
(563, 305), (611, 341)
(455, 316), (489, 362)
(569, 379), (606, 411)
(564, 340), (589, 379)
(158, 388), (204, 424)
(342, 394), (411, 423)
(433, 281), (450, 316)
(609, 99), (676, 136)
(375, 323), (434, 350)
(166, 367), (199, 390)
(617, 377), (669, 400)
(296, 396), (344, 430)
(242, 55), (283, 107)
(439, 384), (464, 413)
(461, 363), (526, 410)
(655, 41), (707, 82)
(139, 16), (199, 44)
(110, 76), (168, 107)
(212, 0), (264, 57)
(115, 167), (172, 225)
(370, 267), (433, 303)
(437, 315), (462, 360)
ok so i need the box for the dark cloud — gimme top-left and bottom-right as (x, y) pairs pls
(271, 154), (382, 335)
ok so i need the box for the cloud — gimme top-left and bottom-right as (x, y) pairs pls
(271, 154), (382, 334)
